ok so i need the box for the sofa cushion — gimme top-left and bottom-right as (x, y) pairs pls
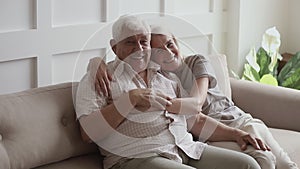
(0, 83), (98, 169)
(207, 54), (231, 99)
(269, 128), (300, 166)
(33, 154), (103, 169)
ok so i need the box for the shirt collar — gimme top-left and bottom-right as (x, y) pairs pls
(111, 56), (161, 76)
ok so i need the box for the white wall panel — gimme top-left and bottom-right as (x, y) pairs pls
(51, 23), (109, 54)
(173, 0), (210, 14)
(222, 0), (228, 11)
(0, 0), (35, 33)
(180, 35), (213, 57)
(119, 0), (161, 15)
(0, 0), (297, 95)
(52, 0), (104, 26)
(159, 0), (227, 56)
(0, 57), (37, 95)
(0, 30), (39, 62)
(52, 49), (105, 84)
(0, 0), (228, 94)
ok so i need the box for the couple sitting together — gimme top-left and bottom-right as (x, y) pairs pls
(75, 15), (298, 169)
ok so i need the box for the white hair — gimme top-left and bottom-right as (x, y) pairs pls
(112, 15), (151, 43)
(150, 24), (172, 37)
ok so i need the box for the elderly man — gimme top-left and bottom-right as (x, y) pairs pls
(75, 15), (261, 169)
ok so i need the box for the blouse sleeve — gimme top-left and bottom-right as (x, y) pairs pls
(185, 55), (217, 89)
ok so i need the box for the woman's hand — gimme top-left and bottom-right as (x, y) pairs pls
(233, 129), (271, 151)
(166, 97), (201, 115)
(129, 89), (172, 112)
(87, 57), (112, 96)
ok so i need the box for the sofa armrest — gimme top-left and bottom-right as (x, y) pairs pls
(230, 78), (300, 132)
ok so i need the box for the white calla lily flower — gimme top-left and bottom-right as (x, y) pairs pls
(246, 47), (260, 72)
(262, 27), (281, 59)
(269, 53), (278, 72)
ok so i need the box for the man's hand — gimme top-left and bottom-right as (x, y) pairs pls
(87, 57), (112, 96)
(233, 129), (271, 151)
(129, 89), (172, 112)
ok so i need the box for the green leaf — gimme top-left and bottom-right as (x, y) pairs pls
(259, 74), (278, 86)
(278, 52), (300, 85)
(242, 64), (260, 82)
(256, 47), (271, 77)
(230, 70), (241, 79)
(281, 67), (300, 90)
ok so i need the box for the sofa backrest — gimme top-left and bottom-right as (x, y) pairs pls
(206, 54), (231, 99)
(0, 82), (97, 169)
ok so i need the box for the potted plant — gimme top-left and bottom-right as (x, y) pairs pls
(236, 27), (300, 90)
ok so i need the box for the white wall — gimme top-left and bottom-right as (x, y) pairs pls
(287, 0), (300, 54)
(0, 0), (227, 94)
(227, 0), (300, 74)
(2, 0), (298, 95)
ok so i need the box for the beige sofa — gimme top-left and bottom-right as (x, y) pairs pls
(0, 79), (300, 169)
(0, 83), (102, 169)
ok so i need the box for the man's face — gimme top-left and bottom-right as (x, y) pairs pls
(113, 33), (151, 73)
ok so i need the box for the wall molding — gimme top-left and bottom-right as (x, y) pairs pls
(0, 0), (227, 94)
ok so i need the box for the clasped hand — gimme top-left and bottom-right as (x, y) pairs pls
(128, 88), (172, 112)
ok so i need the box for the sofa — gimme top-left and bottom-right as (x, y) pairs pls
(0, 79), (300, 169)
(0, 83), (102, 169)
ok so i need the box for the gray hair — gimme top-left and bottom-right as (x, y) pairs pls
(112, 15), (151, 44)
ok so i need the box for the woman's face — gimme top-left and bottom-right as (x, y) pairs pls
(150, 34), (182, 72)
